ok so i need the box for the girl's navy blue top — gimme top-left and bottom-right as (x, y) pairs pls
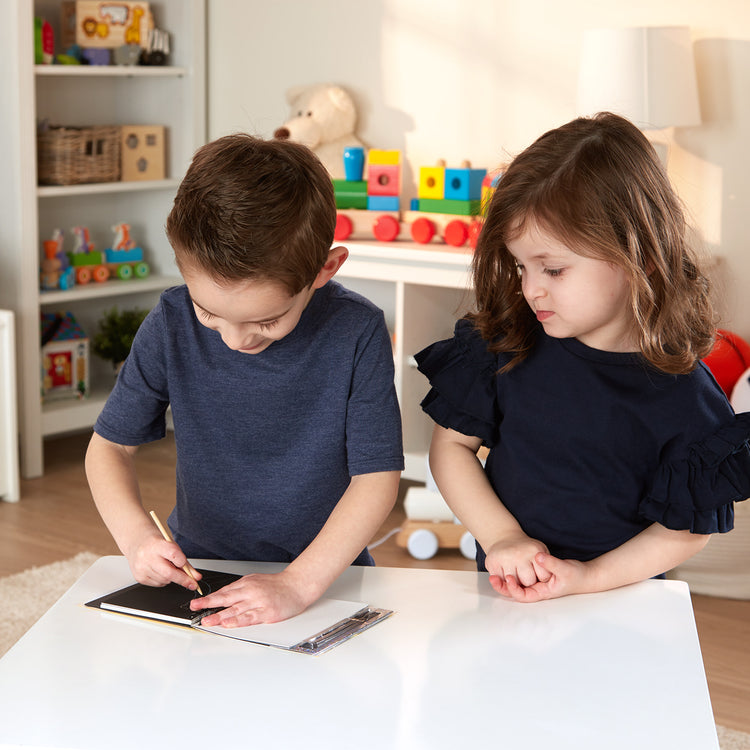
(416, 319), (750, 565)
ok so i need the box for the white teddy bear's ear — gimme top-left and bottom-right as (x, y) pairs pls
(327, 85), (351, 112)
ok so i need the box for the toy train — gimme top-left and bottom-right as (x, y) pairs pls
(332, 147), (501, 249)
(40, 223), (150, 291)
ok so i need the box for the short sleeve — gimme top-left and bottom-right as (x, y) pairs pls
(639, 411), (750, 534)
(415, 318), (501, 447)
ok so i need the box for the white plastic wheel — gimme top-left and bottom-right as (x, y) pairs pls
(407, 529), (439, 560)
(459, 531), (476, 560)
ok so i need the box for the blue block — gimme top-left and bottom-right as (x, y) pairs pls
(105, 247), (144, 263)
(445, 168), (487, 201)
(368, 195), (400, 211)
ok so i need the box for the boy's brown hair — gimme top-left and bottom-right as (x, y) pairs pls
(470, 112), (715, 374)
(166, 133), (336, 295)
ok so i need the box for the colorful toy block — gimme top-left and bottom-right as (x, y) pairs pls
(419, 166), (445, 200)
(333, 179), (368, 209)
(444, 167), (487, 201)
(368, 149), (401, 166)
(368, 164), (400, 197)
(368, 195), (400, 211)
(416, 198), (482, 216)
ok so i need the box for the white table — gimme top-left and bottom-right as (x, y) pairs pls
(0, 557), (719, 749)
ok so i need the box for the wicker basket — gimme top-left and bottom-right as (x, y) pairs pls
(37, 126), (121, 185)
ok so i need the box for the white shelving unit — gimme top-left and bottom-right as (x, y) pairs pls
(1, 0), (206, 478)
(338, 241), (475, 482)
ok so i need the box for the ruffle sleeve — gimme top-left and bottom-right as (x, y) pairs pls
(414, 318), (501, 447)
(639, 411), (750, 534)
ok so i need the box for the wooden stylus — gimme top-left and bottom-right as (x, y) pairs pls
(149, 510), (204, 594)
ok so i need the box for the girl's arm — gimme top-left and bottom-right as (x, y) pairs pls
(85, 432), (201, 590)
(193, 469), (401, 627)
(429, 425), (550, 587)
(497, 523), (711, 602)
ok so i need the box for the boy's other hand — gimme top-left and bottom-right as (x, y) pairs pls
(189, 570), (308, 627)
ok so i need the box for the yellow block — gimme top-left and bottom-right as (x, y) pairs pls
(368, 149), (401, 165)
(419, 166), (445, 200)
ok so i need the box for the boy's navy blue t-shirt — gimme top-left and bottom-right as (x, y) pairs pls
(94, 281), (404, 564)
(416, 319), (750, 566)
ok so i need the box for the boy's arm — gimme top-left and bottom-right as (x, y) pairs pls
(497, 524), (710, 602)
(193, 469), (400, 627)
(85, 432), (201, 590)
(429, 425), (550, 587)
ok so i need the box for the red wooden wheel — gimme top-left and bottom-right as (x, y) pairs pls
(75, 266), (92, 284)
(411, 217), (436, 244)
(93, 265), (110, 283)
(372, 214), (400, 242)
(468, 220), (483, 249)
(444, 219), (469, 247)
(334, 214), (353, 241)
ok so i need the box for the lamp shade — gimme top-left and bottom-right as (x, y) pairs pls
(577, 26), (701, 129)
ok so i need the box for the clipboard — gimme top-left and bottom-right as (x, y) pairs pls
(85, 568), (393, 655)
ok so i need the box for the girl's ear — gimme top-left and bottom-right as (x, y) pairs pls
(312, 245), (349, 289)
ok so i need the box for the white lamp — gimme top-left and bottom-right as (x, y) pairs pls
(577, 26), (701, 132)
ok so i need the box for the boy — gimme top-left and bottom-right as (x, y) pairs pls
(85, 134), (404, 627)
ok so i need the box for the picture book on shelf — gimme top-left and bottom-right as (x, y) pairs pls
(85, 568), (392, 655)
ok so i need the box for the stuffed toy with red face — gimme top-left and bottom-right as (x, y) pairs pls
(702, 329), (750, 401)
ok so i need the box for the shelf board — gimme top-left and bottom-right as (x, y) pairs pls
(39, 275), (182, 305)
(38, 179), (181, 198)
(42, 391), (110, 437)
(35, 65), (187, 78)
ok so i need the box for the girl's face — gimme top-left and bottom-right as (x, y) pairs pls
(507, 224), (637, 352)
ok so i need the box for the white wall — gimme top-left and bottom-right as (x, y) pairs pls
(207, 0), (750, 338)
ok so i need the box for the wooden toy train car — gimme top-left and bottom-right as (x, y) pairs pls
(332, 147), (501, 248)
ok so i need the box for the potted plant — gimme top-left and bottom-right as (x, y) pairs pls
(91, 306), (149, 373)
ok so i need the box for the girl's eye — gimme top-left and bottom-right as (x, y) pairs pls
(544, 267), (564, 277)
(258, 319), (279, 332)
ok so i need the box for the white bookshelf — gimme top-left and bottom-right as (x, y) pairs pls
(0, 0), (206, 478)
(338, 241), (475, 482)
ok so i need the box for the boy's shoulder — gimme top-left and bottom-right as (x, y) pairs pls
(317, 280), (384, 321)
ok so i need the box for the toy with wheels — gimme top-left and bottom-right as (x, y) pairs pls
(396, 484), (475, 560)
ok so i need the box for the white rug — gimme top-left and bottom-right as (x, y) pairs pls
(0, 554), (748, 749)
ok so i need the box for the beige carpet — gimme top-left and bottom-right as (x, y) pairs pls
(0, 554), (748, 749)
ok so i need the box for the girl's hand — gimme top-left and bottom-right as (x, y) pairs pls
(189, 571), (308, 627)
(490, 553), (590, 602)
(126, 534), (202, 591)
(485, 534), (551, 590)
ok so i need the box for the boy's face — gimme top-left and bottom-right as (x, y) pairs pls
(182, 267), (315, 355)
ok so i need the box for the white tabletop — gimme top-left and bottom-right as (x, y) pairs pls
(0, 557), (718, 750)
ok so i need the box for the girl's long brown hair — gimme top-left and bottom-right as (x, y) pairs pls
(469, 112), (716, 374)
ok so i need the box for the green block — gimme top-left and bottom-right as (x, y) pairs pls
(335, 195), (369, 209)
(333, 179), (368, 209)
(68, 251), (103, 266)
(333, 179), (367, 194)
(417, 198), (482, 216)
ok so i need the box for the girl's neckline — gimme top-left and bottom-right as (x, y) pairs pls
(557, 335), (643, 365)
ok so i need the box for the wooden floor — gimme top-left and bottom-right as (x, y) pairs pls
(2, 432), (749, 734)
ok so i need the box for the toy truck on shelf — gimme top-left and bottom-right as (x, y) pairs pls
(52, 223), (150, 287)
(332, 147), (500, 249)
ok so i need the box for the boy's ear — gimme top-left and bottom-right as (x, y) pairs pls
(312, 245), (349, 289)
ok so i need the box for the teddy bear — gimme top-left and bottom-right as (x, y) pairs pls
(273, 83), (365, 179)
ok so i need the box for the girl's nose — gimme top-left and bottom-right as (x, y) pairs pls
(522, 273), (546, 300)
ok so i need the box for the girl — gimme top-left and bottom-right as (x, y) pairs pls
(416, 112), (750, 602)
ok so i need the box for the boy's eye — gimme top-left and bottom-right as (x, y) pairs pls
(198, 308), (215, 322)
(258, 319), (280, 332)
